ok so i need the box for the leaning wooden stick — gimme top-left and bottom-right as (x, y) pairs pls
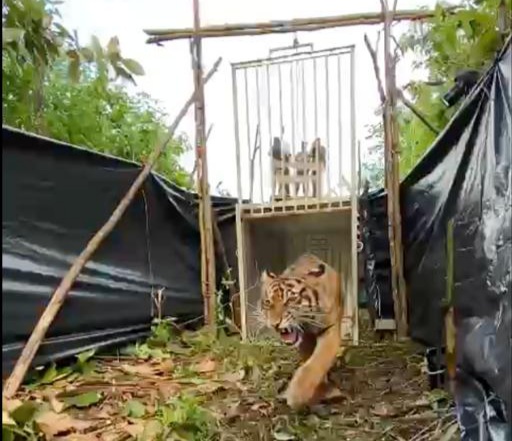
(397, 89), (439, 135)
(2, 57), (223, 399)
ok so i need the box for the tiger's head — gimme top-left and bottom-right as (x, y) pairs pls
(259, 264), (325, 346)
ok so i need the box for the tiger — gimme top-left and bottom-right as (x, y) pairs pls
(259, 253), (343, 409)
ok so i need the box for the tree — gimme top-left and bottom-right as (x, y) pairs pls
(365, 0), (511, 180)
(2, 0), (190, 187)
(361, 109), (385, 190)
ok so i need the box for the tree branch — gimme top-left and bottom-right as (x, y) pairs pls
(397, 89), (439, 134)
(364, 33), (386, 105)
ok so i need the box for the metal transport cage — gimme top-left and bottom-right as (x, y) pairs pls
(231, 41), (359, 344)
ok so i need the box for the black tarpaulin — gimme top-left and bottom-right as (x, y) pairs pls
(2, 126), (238, 376)
(361, 38), (511, 439)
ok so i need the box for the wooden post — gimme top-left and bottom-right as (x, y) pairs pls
(444, 219), (456, 394)
(365, 5), (426, 338)
(381, 0), (408, 338)
(191, 0), (217, 328)
(2, 57), (222, 399)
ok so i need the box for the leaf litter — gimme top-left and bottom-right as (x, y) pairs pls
(3, 317), (459, 441)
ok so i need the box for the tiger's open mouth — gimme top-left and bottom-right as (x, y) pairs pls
(279, 327), (303, 347)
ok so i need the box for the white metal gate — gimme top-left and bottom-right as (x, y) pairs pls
(231, 41), (357, 209)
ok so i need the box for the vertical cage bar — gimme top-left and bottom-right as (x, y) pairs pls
(313, 58), (320, 200)
(266, 63), (272, 203)
(231, 65), (243, 204)
(349, 46), (359, 345)
(255, 67), (264, 203)
(337, 54), (343, 200)
(313, 58), (318, 138)
(301, 59), (308, 203)
(325, 56), (331, 199)
(244, 69), (252, 201)
(290, 62), (296, 200)
(278, 64), (285, 202)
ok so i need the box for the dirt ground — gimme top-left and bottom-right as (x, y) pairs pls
(3, 316), (458, 441)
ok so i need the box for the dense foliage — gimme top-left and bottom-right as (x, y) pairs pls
(362, 0), (511, 189)
(2, 0), (191, 187)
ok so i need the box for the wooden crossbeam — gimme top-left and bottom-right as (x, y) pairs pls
(144, 8), (455, 44)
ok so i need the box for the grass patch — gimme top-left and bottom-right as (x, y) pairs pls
(3, 315), (458, 441)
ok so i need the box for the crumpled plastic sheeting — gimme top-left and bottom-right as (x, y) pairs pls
(404, 39), (511, 439)
(361, 38), (511, 439)
(359, 188), (395, 321)
(2, 127), (238, 376)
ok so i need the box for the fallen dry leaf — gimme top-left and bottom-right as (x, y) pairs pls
(35, 411), (92, 437)
(45, 392), (67, 413)
(195, 381), (223, 394)
(195, 357), (217, 373)
(99, 431), (122, 441)
(225, 401), (243, 421)
(121, 364), (158, 377)
(56, 434), (100, 441)
(157, 383), (181, 401)
(94, 404), (115, 419)
(221, 369), (245, 383)
(371, 402), (397, 417)
(411, 397), (431, 408)
(122, 421), (145, 437)
(155, 359), (174, 373)
(250, 401), (274, 416)
(321, 385), (350, 402)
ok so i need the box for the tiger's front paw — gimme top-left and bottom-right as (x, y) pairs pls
(285, 369), (317, 410)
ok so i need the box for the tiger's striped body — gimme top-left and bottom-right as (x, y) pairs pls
(260, 254), (343, 409)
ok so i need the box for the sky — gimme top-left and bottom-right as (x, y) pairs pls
(59, 0), (444, 198)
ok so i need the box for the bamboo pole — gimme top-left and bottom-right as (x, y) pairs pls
(364, 1), (408, 338)
(382, 0), (408, 338)
(2, 57), (223, 400)
(192, 0), (217, 328)
(144, 8), (454, 43)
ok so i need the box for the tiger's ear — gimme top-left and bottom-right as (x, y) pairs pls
(261, 270), (276, 283)
(306, 263), (326, 278)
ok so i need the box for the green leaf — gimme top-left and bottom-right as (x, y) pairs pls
(80, 47), (95, 62)
(10, 402), (39, 425)
(62, 391), (102, 408)
(113, 65), (136, 84)
(2, 427), (15, 441)
(167, 343), (192, 355)
(141, 420), (163, 441)
(37, 362), (72, 385)
(107, 36), (121, 58)
(90, 35), (104, 58)
(2, 28), (25, 44)
(76, 348), (96, 364)
(121, 58), (145, 76)
(123, 400), (146, 418)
